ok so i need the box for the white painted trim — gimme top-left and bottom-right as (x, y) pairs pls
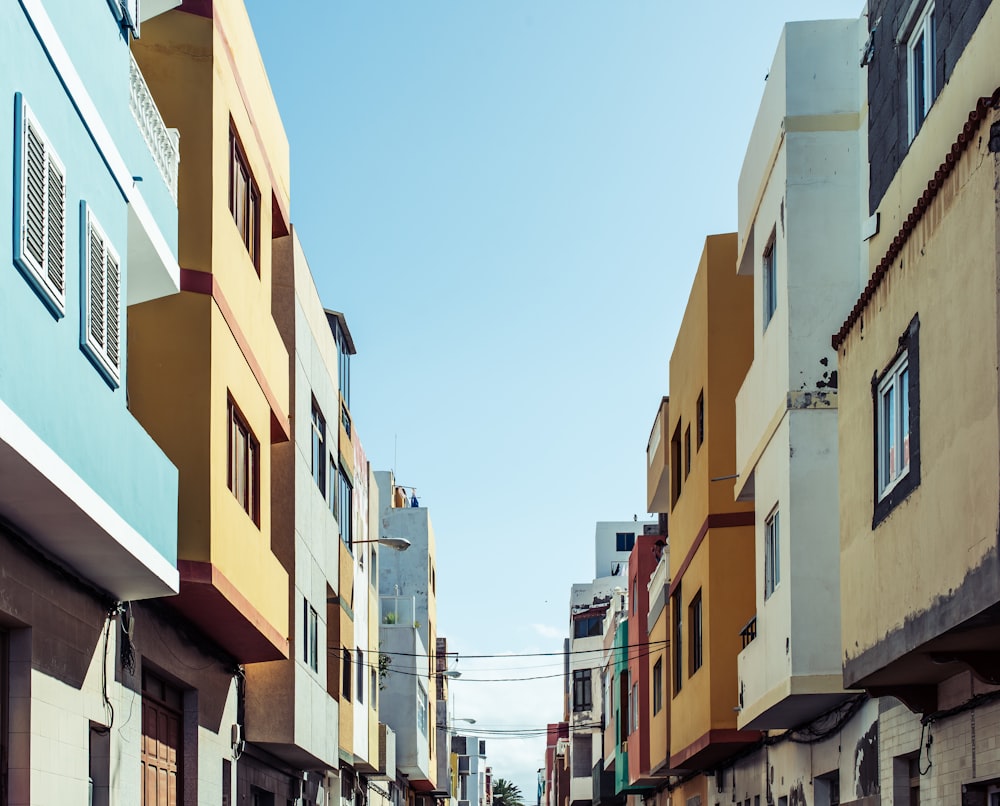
(0, 397), (179, 595)
(18, 0), (180, 297)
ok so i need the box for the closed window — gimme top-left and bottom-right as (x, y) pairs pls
(417, 686), (428, 736)
(763, 235), (777, 329)
(14, 95), (66, 315)
(877, 354), (910, 498)
(573, 615), (603, 638)
(696, 391), (705, 448)
(672, 585), (683, 694)
(684, 425), (691, 477)
(82, 205), (121, 385)
(907, 4), (935, 142)
(311, 400), (326, 493)
(357, 649), (364, 705)
(342, 648), (352, 702)
(338, 471), (353, 548)
(652, 657), (663, 714)
(615, 532), (635, 552)
(873, 315), (921, 527)
(327, 453), (337, 515)
(303, 600), (318, 673)
(765, 508), (780, 598)
(689, 590), (703, 675)
(229, 126), (260, 271)
(572, 668), (592, 712)
(227, 397), (260, 525)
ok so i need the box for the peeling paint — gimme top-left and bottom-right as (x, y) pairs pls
(853, 721), (879, 798)
(787, 390), (837, 409)
(788, 781), (808, 806)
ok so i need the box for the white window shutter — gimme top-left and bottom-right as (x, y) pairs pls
(46, 154), (66, 296)
(83, 207), (122, 385)
(15, 96), (66, 315)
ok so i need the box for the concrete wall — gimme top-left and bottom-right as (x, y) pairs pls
(594, 521), (654, 580)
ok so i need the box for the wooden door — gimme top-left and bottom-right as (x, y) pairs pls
(141, 674), (182, 806)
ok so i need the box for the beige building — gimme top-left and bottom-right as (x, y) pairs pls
(836, 0), (1000, 802)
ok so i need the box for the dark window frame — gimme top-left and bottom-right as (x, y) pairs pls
(229, 124), (261, 273)
(227, 395), (260, 526)
(872, 314), (921, 528)
(572, 668), (592, 712)
(672, 585), (683, 696)
(689, 590), (703, 675)
(763, 233), (777, 330)
(342, 647), (352, 702)
(696, 390), (705, 449)
(311, 398), (326, 495)
(652, 656), (663, 715)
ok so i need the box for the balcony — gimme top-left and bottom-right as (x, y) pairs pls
(379, 616), (432, 788)
(646, 398), (670, 513)
(129, 51), (179, 202)
(737, 590), (848, 730)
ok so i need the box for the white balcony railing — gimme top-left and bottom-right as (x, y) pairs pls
(129, 51), (179, 201)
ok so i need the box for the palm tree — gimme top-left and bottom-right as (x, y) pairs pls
(492, 777), (525, 806)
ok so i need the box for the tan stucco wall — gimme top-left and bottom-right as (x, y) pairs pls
(838, 105), (1000, 664)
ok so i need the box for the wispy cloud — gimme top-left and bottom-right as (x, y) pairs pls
(532, 623), (563, 639)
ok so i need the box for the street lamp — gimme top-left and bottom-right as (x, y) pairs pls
(351, 536), (411, 551)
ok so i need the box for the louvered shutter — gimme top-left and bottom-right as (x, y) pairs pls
(84, 208), (121, 385)
(24, 120), (46, 269)
(15, 97), (66, 313)
(46, 155), (65, 296)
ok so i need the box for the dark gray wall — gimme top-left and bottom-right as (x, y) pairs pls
(867, 0), (994, 212)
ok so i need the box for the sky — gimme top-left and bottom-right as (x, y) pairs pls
(243, 0), (864, 797)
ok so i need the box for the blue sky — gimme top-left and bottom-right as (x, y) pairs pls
(244, 0), (864, 795)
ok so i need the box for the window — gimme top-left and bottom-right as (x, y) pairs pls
(763, 235), (777, 329)
(370, 667), (377, 709)
(907, 4), (935, 142)
(311, 400), (326, 494)
(357, 649), (364, 704)
(652, 658), (663, 714)
(765, 508), (780, 598)
(670, 422), (683, 505)
(672, 585), (683, 694)
(572, 735), (592, 778)
(689, 590), (703, 675)
(873, 315), (920, 527)
(573, 615), (603, 638)
(696, 391), (705, 449)
(14, 94), (66, 315)
(81, 204), (121, 385)
(336, 328), (352, 408)
(630, 682), (638, 733)
(684, 426), (691, 477)
(338, 470), (353, 549)
(327, 453), (338, 515)
(417, 686), (428, 736)
(572, 669), (592, 712)
(342, 648), (352, 701)
(229, 125), (260, 271)
(304, 601), (318, 673)
(228, 397), (260, 525)
(615, 532), (635, 552)
(341, 404), (352, 438)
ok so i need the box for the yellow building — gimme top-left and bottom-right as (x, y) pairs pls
(835, 7), (1000, 799)
(656, 234), (758, 802)
(129, 1), (290, 663)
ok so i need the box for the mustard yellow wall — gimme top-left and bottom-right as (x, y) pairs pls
(131, 4), (290, 642)
(706, 526), (754, 725)
(128, 293), (213, 559)
(666, 234), (754, 758)
(646, 605), (669, 772)
(838, 112), (1000, 665)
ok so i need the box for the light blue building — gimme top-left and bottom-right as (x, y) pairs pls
(1, 1), (182, 801)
